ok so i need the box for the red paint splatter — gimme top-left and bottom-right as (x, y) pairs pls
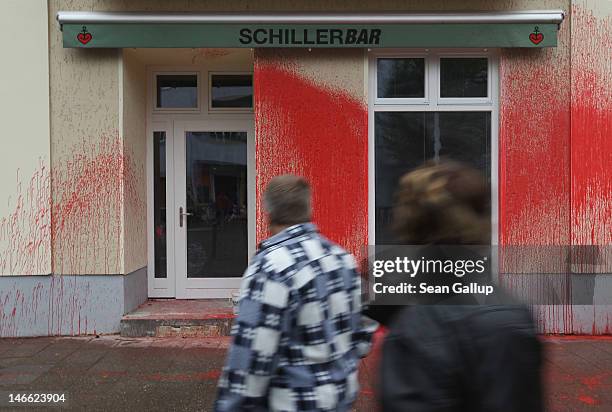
(499, 21), (573, 334)
(0, 133), (144, 337)
(196, 49), (231, 59)
(499, 4), (612, 335)
(254, 52), (368, 259)
(0, 159), (51, 274)
(577, 394), (599, 406)
(580, 374), (606, 391)
(570, 4), (612, 250)
(52, 133), (143, 274)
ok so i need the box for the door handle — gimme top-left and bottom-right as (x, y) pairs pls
(179, 206), (193, 228)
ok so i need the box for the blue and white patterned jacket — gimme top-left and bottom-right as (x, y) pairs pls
(215, 223), (376, 412)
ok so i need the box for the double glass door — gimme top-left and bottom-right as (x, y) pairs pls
(149, 120), (254, 298)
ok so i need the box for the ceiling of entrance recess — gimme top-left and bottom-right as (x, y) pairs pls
(127, 48), (253, 67)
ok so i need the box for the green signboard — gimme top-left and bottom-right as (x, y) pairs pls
(62, 23), (557, 48)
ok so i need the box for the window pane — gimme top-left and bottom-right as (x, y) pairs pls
(375, 112), (491, 244)
(375, 112), (429, 243)
(211, 74), (253, 108)
(156, 74), (198, 108)
(436, 112), (491, 171)
(153, 131), (167, 278)
(440, 58), (488, 98)
(186, 131), (248, 278)
(377, 58), (425, 98)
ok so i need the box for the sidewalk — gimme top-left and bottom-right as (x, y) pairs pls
(0, 335), (611, 411)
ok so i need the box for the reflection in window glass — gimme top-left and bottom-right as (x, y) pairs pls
(211, 75), (253, 108)
(440, 58), (488, 98)
(377, 58), (425, 98)
(375, 112), (491, 244)
(153, 132), (167, 278)
(156, 74), (198, 108)
(186, 131), (248, 278)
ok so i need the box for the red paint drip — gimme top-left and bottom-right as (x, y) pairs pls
(570, 4), (612, 248)
(51, 133), (144, 275)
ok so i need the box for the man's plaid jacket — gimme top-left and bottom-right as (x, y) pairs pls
(215, 223), (376, 411)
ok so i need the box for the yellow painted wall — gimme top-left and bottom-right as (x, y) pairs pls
(122, 50), (147, 274)
(0, 0), (51, 276)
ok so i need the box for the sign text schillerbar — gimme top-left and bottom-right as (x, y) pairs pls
(239, 28), (382, 46)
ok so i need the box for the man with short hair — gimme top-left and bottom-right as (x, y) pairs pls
(215, 175), (376, 412)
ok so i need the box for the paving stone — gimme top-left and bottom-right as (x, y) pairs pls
(0, 339), (52, 359)
(0, 364), (55, 385)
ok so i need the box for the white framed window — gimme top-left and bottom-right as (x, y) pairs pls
(153, 71), (200, 112)
(436, 52), (493, 105)
(368, 49), (499, 245)
(374, 52), (429, 105)
(208, 71), (254, 112)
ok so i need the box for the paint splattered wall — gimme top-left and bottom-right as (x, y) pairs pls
(49, 1), (122, 275)
(0, 1), (51, 276)
(571, 0), (612, 249)
(498, 0), (612, 334)
(48, 1), (150, 276)
(498, 0), (574, 332)
(254, 49), (368, 258)
(569, 0), (612, 334)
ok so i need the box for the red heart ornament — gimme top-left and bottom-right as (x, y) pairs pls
(77, 32), (92, 45)
(529, 32), (543, 45)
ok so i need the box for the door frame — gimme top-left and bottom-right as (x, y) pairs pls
(173, 119), (255, 299)
(145, 58), (255, 299)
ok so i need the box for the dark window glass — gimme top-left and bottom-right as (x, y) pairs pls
(153, 131), (167, 278)
(186, 131), (248, 277)
(375, 112), (491, 244)
(211, 75), (253, 108)
(156, 74), (198, 108)
(377, 58), (425, 98)
(440, 58), (488, 98)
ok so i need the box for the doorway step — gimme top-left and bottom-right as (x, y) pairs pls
(120, 299), (235, 337)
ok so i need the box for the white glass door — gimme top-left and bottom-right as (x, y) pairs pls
(173, 120), (255, 298)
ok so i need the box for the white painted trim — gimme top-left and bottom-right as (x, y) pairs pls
(58, 10), (566, 25)
(367, 55), (376, 246)
(372, 104), (494, 112)
(367, 48), (499, 246)
(490, 53), (500, 247)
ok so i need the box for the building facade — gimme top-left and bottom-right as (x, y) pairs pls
(0, 0), (610, 337)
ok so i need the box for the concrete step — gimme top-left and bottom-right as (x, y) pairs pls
(120, 299), (235, 338)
